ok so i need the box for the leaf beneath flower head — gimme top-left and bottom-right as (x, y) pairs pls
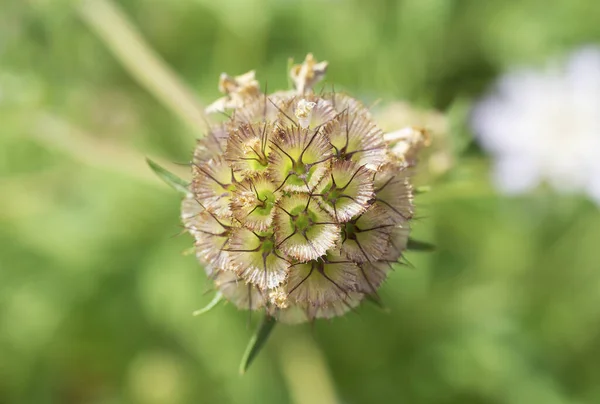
(239, 314), (277, 374)
(192, 292), (223, 316)
(146, 158), (189, 195)
(406, 238), (435, 252)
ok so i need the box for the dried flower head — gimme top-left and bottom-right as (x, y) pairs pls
(182, 54), (426, 323)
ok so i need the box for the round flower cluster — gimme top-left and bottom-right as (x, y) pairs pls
(182, 54), (425, 323)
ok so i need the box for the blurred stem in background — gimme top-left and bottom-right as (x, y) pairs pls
(277, 331), (339, 404)
(78, 0), (207, 135)
(31, 112), (158, 185)
(24, 110), (189, 187)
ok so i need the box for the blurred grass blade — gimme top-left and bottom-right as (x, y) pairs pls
(407, 238), (435, 252)
(239, 314), (276, 374)
(146, 158), (189, 195)
(193, 292), (223, 316)
(78, 0), (207, 134)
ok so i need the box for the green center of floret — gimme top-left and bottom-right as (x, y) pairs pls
(253, 231), (277, 255)
(293, 161), (305, 173)
(293, 213), (311, 232)
(261, 238), (275, 254)
(344, 221), (358, 240)
(255, 189), (276, 213)
(248, 158), (269, 172)
(289, 207), (317, 232)
(321, 182), (342, 204)
(285, 160), (316, 187)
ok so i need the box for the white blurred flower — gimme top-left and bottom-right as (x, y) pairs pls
(471, 47), (600, 204)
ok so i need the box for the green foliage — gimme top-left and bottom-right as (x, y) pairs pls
(2, 0), (600, 403)
(406, 238), (436, 252)
(146, 158), (189, 195)
(192, 292), (223, 316)
(239, 315), (277, 375)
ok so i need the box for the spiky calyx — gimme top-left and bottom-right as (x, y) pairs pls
(182, 54), (426, 323)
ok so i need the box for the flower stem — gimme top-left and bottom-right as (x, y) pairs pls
(78, 0), (207, 135)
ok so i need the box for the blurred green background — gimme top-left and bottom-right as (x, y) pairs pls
(2, 0), (600, 403)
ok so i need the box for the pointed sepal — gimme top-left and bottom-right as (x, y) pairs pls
(192, 292), (223, 316)
(239, 313), (276, 374)
(146, 158), (189, 195)
(406, 238), (435, 252)
(364, 293), (390, 312)
(414, 185), (431, 195)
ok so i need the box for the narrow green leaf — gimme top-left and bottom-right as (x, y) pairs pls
(407, 238), (436, 252)
(146, 158), (189, 195)
(365, 294), (390, 312)
(192, 292), (223, 316)
(239, 314), (276, 374)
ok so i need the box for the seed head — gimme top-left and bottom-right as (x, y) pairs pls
(183, 54), (426, 323)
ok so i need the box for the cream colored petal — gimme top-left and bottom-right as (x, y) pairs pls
(274, 194), (339, 262)
(314, 159), (374, 222)
(232, 92), (289, 125)
(268, 126), (333, 192)
(227, 228), (290, 289)
(340, 203), (395, 262)
(269, 304), (310, 324)
(322, 111), (388, 169)
(285, 257), (363, 320)
(191, 156), (240, 216)
(213, 270), (266, 310)
(374, 163), (414, 222)
(290, 53), (328, 94)
(230, 174), (280, 232)
(326, 92), (373, 119)
(181, 197), (235, 271)
(205, 70), (261, 114)
(276, 95), (337, 130)
(384, 126), (430, 166)
(193, 123), (228, 164)
(225, 122), (273, 176)
(311, 293), (363, 320)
